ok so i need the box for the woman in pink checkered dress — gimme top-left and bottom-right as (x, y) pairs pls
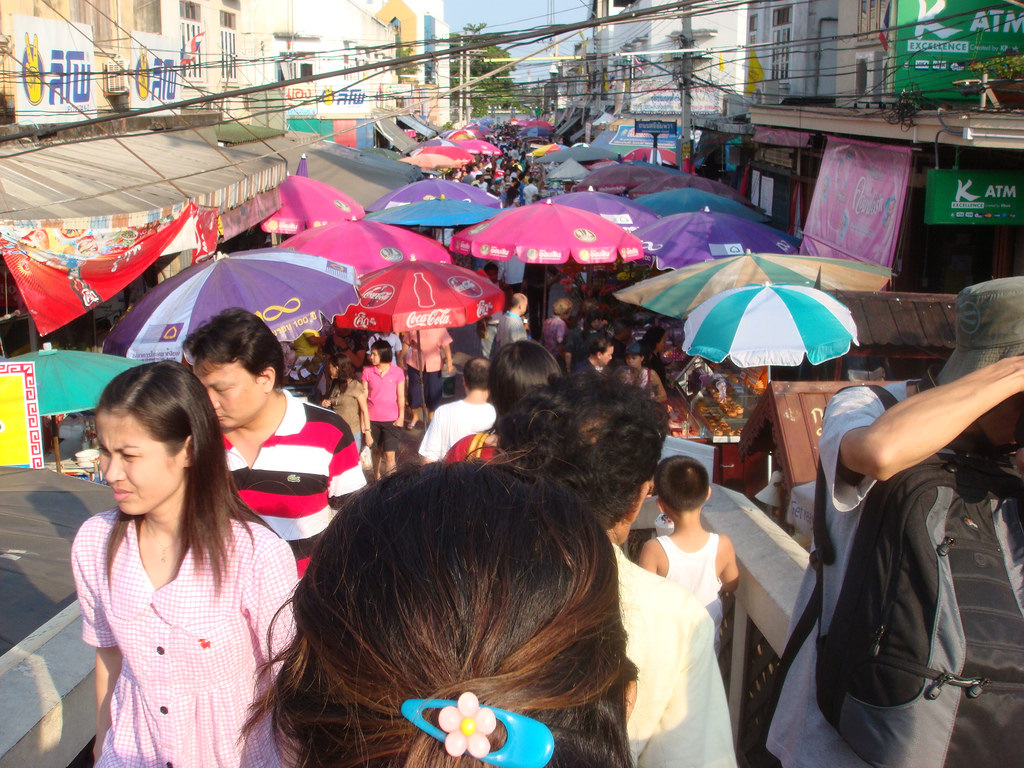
(71, 362), (297, 768)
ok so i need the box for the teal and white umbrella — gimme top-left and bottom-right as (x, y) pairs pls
(683, 284), (858, 368)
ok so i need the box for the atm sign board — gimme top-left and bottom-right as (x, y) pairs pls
(925, 169), (1024, 225)
(634, 120), (677, 136)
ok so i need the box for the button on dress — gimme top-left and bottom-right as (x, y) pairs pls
(72, 510), (297, 768)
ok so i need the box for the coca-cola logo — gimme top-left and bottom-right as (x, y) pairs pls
(573, 228), (598, 243)
(352, 311), (377, 329)
(475, 300), (493, 318)
(379, 247), (404, 262)
(362, 283), (395, 307)
(447, 276), (482, 297)
(406, 308), (453, 327)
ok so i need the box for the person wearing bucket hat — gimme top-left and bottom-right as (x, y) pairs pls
(767, 276), (1024, 768)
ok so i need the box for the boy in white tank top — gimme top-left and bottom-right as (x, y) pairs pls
(638, 456), (739, 653)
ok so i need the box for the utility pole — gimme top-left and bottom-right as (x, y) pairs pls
(678, 14), (693, 171)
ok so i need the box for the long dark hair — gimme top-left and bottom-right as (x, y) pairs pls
(99, 361), (263, 590)
(327, 355), (359, 399)
(251, 462), (635, 768)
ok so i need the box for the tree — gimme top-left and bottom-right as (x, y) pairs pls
(449, 24), (518, 118)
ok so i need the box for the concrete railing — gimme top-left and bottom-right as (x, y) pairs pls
(0, 603), (94, 768)
(1, 485), (808, 767)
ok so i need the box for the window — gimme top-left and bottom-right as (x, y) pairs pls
(748, 14), (758, 46)
(858, 0), (886, 35)
(771, 5), (792, 81)
(180, 1), (202, 80)
(220, 12), (237, 80)
(220, 30), (236, 80)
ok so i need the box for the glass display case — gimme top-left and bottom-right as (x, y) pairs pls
(670, 357), (767, 443)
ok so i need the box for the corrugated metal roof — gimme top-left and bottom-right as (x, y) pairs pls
(0, 129), (286, 229)
(373, 117), (418, 154)
(831, 290), (957, 351)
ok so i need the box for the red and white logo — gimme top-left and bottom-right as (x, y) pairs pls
(406, 308), (453, 327)
(447, 276), (482, 297)
(351, 311), (377, 329)
(475, 300), (493, 318)
(362, 283), (395, 307)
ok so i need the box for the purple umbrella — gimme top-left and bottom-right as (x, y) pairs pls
(366, 179), (501, 211)
(628, 172), (752, 205)
(573, 163), (681, 196)
(633, 211), (800, 270)
(103, 250), (358, 361)
(542, 191), (660, 232)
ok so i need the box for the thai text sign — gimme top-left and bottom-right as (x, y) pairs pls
(925, 169), (1024, 224)
(285, 78), (368, 117)
(0, 361), (43, 468)
(130, 32), (181, 112)
(801, 137), (912, 268)
(14, 15), (96, 124)
(635, 119), (677, 135)
(893, 0), (1024, 100)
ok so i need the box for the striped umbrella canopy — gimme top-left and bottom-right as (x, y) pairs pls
(683, 284), (859, 368)
(614, 252), (892, 317)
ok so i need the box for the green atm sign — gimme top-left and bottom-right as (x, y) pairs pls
(892, 0), (1024, 101)
(925, 169), (1024, 224)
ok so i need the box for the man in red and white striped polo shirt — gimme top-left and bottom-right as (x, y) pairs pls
(185, 308), (365, 575)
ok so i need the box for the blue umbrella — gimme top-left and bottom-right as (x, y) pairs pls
(364, 198), (497, 227)
(634, 188), (769, 223)
(367, 179), (501, 211)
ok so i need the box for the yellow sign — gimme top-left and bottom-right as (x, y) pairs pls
(0, 362), (44, 468)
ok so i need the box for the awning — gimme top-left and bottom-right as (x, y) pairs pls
(374, 117), (418, 154)
(397, 114), (437, 139)
(0, 128), (286, 228)
(829, 290), (956, 354)
(229, 134), (422, 206)
(753, 127), (812, 148)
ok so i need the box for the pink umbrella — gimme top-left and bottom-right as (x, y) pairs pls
(261, 175), (365, 236)
(454, 139), (502, 156)
(450, 199), (643, 265)
(447, 128), (485, 141)
(523, 119), (554, 130)
(281, 219), (452, 275)
(399, 153), (471, 171)
(418, 138), (461, 150)
(411, 144), (475, 164)
(623, 147), (678, 166)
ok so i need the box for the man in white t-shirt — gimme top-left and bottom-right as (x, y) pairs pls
(418, 357), (496, 462)
(522, 178), (539, 204)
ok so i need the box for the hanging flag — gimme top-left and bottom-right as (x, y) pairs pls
(745, 49), (764, 95)
(879, 2), (891, 51)
(180, 31), (205, 66)
(719, 51), (725, 71)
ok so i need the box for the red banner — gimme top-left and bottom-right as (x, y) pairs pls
(0, 204), (195, 336)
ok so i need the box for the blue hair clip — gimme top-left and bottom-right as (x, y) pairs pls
(402, 692), (554, 768)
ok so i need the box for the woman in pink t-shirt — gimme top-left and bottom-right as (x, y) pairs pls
(362, 339), (406, 478)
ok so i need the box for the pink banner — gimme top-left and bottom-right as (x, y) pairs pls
(801, 137), (911, 268)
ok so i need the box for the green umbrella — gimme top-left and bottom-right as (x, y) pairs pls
(14, 348), (144, 416)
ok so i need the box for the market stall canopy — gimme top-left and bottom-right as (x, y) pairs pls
(396, 114), (439, 138)
(635, 188), (769, 222)
(374, 117), (418, 154)
(364, 198), (496, 228)
(543, 191), (659, 232)
(545, 158), (591, 183)
(0, 128), (284, 228)
(534, 145), (618, 165)
(261, 175), (365, 236)
(229, 135), (422, 206)
(0, 467), (114, 656)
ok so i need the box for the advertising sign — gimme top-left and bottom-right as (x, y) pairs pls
(0, 361), (43, 469)
(285, 78), (369, 118)
(635, 119), (677, 135)
(13, 14), (96, 124)
(892, 0), (1024, 100)
(801, 137), (912, 268)
(925, 169), (1024, 224)
(129, 32), (181, 112)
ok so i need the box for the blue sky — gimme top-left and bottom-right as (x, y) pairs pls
(443, 0), (590, 83)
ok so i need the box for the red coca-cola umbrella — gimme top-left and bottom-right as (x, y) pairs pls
(335, 262), (505, 426)
(334, 261), (505, 334)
